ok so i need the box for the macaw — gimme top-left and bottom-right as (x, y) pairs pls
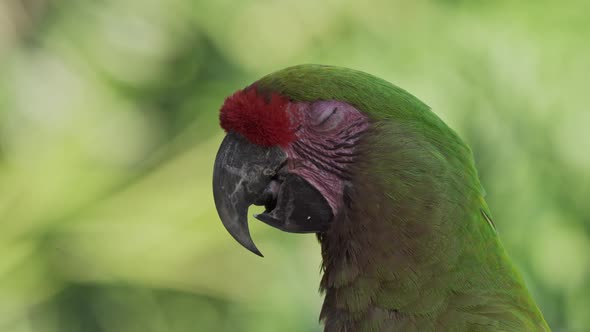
(212, 65), (549, 331)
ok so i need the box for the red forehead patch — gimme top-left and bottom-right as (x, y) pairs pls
(220, 87), (296, 147)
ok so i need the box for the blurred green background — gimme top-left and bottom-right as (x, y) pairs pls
(0, 1), (588, 331)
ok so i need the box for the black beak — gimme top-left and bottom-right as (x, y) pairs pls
(212, 133), (287, 256)
(213, 132), (333, 256)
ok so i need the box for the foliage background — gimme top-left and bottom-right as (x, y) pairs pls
(0, 1), (588, 331)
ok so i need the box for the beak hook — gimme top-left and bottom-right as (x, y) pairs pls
(212, 133), (287, 256)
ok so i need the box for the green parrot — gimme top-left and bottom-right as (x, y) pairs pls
(212, 65), (550, 331)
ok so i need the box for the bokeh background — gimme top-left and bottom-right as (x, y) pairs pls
(0, 1), (588, 331)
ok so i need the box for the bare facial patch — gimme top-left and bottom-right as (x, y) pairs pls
(285, 100), (370, 214)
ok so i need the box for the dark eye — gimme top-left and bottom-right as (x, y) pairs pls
(311, 104), (344, 131)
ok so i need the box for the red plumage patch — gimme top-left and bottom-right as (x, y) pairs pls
(220, 87), (295, 147)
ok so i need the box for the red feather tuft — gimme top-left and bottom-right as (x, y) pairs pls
(220, 87), (295, 147)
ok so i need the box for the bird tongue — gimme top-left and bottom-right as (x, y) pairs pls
(254, 174), (332, 233)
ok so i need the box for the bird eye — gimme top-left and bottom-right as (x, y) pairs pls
(310, 102), (345, 131)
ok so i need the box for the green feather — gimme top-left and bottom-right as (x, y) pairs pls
(257, 65), (550, 331)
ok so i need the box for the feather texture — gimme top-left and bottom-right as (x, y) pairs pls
(255, 65), (550, 331)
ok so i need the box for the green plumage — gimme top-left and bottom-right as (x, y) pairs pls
(257, 65), (550, 331)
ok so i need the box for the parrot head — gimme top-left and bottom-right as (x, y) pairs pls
(212, 64), (458, 256)
(213, 81), (374, 256)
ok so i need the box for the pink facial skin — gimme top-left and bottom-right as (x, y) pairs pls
(284, 101), (370, 216)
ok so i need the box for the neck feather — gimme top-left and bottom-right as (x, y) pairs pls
(316, 129), (546, 331)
